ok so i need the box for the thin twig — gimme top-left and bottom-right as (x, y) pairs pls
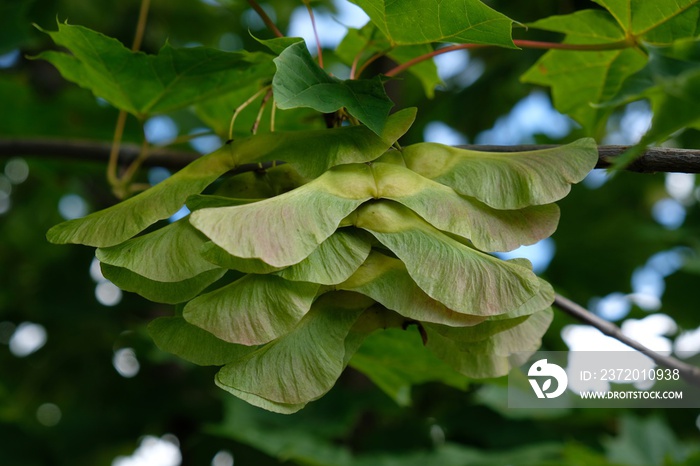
(553, 294), (700, 388)
(119, 133), (151, 187)
(228, 86), (271, 140)
(356, 50), (389, 79)
(251, 88), (273, 135)
(247, 0), (283, 38)
(107, 0), (151, 194)
(107, 110), (128, 187)
(6, 140), (700, 173)
(384, 39), (633, 78)
(457, 144), (700, 173)
(131, 0), (152, 52)
(349, 47), (365, 79)
(303, 0), (323, 68)
(269, 99), (277, 132)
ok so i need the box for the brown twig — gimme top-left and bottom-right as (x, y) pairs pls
(5, 139), (700, 173)
(384, 39), (633, 78)
(553, 294), (700, 389)
(247, 0), (283, 38)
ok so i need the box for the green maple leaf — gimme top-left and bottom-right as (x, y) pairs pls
(522, 1), (700, 133)
(272, 41), (394, 135)
(348, 0), (514, 47)
(35, 22), (275, 118)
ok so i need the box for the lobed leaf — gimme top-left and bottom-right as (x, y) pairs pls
(100, 263), (226, 304)
(348, 0), (515, 47)
(521, 2), (700, 132)
(521, 9), (636, 132)
(353, 201), (541, 316)
(593, 0), (700, 37)
(35, 22), (275, 117)
(183, 274), (319, 346)
(607, 44), (700, 147)
(148, 316), (254, 366)
(216, 292), (373, 405)
(272, 41), (394, 135)
(400, 139), (598, 210)
(521, 46), (646, 132)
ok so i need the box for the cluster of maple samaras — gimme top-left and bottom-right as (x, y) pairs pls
(47, 109), (598, 413)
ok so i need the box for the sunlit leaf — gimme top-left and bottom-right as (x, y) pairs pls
(643, 8), (700, 45)
(521, 10), (642, 132)
(273, 41), (394, 135)
(183, 274), (319, 345)
(400, 139), (598, 209)
(426, 308), (553, 378)
(100, 263), (226, 304)
(190, 165), (376, 268)
(354, 201), (540, 316)
(339, 251), (487, 327)
(593, 0), (700, 37)
(96, 218), (218, 282)
(216, 292), (374, 405)
(521, 2), (700, 131)
(371, 162), (561, 252)
(522, 51), (645, 134)
(148, 316), (254, 366)
(46, 111), (414, 249)
(349, 327), (469, 406)
(35, 22), (275, 117)
(348, 0), (514, 47)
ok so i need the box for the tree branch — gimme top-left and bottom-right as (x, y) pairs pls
(3, 138), (700, 173)
(553, 294), (700, 389)
(459, 144), (700, 173)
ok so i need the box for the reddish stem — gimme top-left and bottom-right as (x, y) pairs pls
(247, 0), (283, 38)
(384, 38), (633, 78)
(356, 50), (390, 79)
(303, 1), (324, 68)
